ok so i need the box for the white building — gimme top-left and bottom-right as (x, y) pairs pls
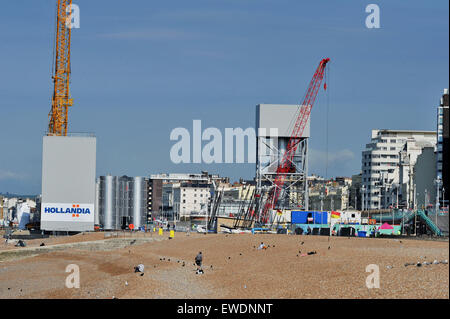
(173, 183), (211, 219)
(362, 129), (436, 210)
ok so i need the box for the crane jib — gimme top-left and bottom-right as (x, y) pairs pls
(258, 58), (330, 223)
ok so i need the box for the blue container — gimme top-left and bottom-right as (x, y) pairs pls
(292, 211), (329, 224)
(291, 211), (308, 224)
(357, 231), (367, 237)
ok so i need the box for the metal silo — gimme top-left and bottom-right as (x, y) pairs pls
(102, 175), (116, 230)
(132, 177), (147, 228)
(94, 178), (100, 225)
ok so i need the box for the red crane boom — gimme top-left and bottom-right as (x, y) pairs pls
(259, 58), (330, 223)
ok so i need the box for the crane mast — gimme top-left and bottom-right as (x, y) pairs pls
(259, 58), (330, 224)
(48, 0), (73, 136)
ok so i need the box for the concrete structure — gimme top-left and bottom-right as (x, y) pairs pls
(41, 135), (96, 232)
(148, 178), (163, 222)
(414, 147), (437, 209)
(361, 130), (436, 210)
(256, 104), (310, 210)
(437, 89), (449, 209)
(173, 183), (211, 220)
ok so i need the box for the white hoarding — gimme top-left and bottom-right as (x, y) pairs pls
(42, 203), (94, 223)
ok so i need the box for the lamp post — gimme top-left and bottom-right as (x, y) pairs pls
(361, 185), (365, 212)
(320, 192), (324, 212)
(443, 187), (446, 211)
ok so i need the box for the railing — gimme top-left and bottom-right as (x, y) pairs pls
(416, 210), (442, 236)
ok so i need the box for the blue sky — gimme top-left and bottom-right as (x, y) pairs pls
(0, 0), (448, 194)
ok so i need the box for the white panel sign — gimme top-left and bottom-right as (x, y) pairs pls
(42, 203), (94, 222)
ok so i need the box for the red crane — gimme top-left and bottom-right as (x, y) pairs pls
(259, 58), (330, 224)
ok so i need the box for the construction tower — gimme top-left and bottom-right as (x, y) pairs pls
(48, 0), (73, 136)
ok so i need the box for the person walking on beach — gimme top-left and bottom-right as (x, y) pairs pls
(195, 251), (203, 273)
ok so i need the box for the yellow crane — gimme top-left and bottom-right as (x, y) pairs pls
(48, 0), (73, 136)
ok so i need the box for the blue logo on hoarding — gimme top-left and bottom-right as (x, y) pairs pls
(44, 204), (91, 217)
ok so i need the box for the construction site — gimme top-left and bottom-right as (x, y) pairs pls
(1, 1), (449, 301)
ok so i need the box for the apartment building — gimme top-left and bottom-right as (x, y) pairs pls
(361, 129), (436, 210)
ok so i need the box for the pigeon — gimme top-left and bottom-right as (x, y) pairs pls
(125, 281), (128, 286)
(273, 245), (275, 248)
(328, 246), (331, 250)
(296, 255), (299, 257)
(300, 242), (304, 245)
(140, 273), (144, 276)
(239, 253), (242, 256)
(433, 260), (439, 265)
(130, 240), (136, 245)
(40, 243), (45, 247)
(441, 260), (448, 264)
(168, 259), (170, 262)
(228, 257), (231, 260)
(417, 262), (422, 267)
